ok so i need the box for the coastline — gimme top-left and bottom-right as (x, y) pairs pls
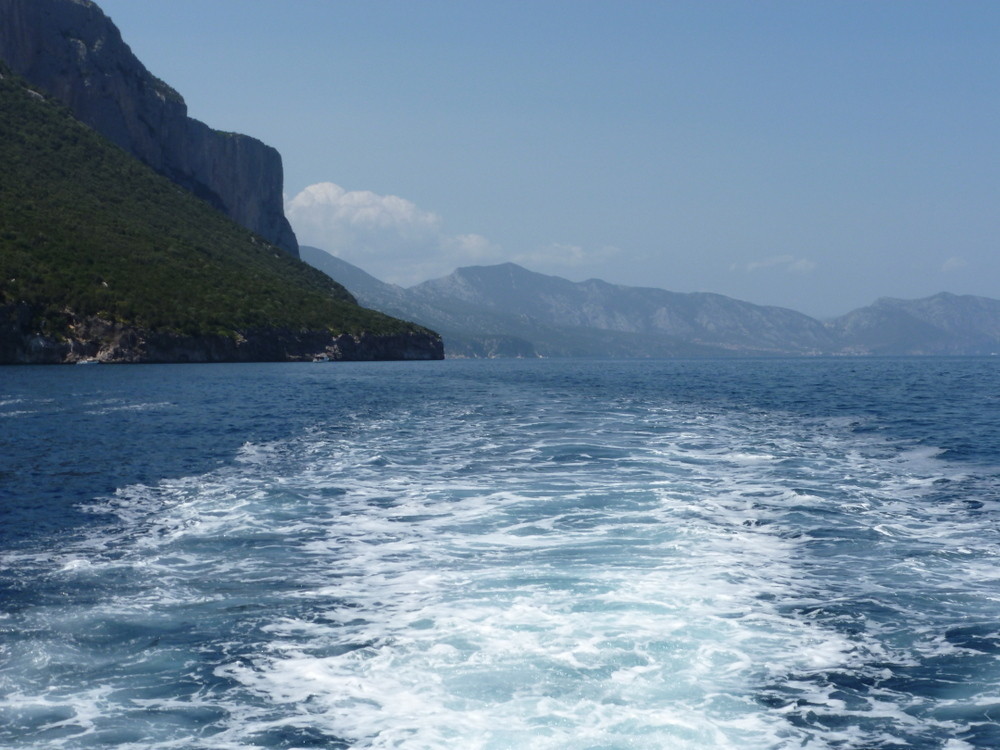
(0, 316), (444, 363)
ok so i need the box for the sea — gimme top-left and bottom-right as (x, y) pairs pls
(1, 357), (998, 750)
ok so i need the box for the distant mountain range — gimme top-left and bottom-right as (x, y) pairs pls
(301, 246), (1000, 357)
(831, 294), (1000, 356)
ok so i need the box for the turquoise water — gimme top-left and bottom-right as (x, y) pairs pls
(1, 359), (999, 748)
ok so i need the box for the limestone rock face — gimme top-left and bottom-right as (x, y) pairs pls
(0, 306), (444, 364)
(0, 0), (299, 256)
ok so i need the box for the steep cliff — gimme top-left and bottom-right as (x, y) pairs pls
(0, 66), (443, 363)
(0, 0), (299, 256)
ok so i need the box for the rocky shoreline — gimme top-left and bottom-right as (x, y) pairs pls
(1, 313), (444, 364)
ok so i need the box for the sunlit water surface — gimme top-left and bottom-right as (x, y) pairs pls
(1, 358), (998, 749)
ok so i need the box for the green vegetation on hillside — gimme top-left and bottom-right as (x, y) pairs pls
(0, 67), (427, 339)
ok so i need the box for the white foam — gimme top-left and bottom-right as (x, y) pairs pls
(2, 384), (997, 749)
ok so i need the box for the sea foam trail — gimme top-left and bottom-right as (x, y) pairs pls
(1, 370), (998, 749)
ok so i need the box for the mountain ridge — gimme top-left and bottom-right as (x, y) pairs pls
(301, 247), (1000, 358)
(827, 292), (1000, 355)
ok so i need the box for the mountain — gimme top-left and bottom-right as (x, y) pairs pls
(299, 247), (540, 357)
(0, 66), (441, 363)
(827, 293), (1000, 355)
(302, 248), (1000, 358)
(409, 263), (836, 355)
(299, 247), (409, 311)
(301, 249), (835, 357)
(0, 0), (298, 256)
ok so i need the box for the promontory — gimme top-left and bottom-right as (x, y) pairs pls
(0, 0), (443, 363)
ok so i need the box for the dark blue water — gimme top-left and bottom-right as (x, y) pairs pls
(1, 358), (998, 748)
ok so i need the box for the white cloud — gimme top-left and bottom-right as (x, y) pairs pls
(731, 254), (817, 274)
(287, 182), (630, 285)
(285, 182), (503, 285)
(941, 256), (968, 272)
(446, 233), (497, 260)
(513, 242), (623, 272)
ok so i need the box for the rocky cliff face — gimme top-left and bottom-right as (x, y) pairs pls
(1, 306), (443, 364)
(0, 0), (299, 256)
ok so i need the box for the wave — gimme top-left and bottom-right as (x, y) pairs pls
(2, 369), (998, 748)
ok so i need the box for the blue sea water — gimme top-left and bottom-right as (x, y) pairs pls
(1, 358), (999, 749)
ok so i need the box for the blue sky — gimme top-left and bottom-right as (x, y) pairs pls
(95, 0), (999, 317)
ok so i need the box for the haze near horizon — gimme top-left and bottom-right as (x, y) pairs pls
(95, 0), (1000, 318)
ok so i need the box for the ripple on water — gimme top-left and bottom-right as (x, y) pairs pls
(2, 361), (999, 749)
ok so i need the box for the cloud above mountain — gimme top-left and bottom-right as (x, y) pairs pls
(285, 182), (502, 285)
(286, 182), (632, 286)
(512, 242), (623, 271)
(730, 254), (817, 274)
(941, 256), (968, 273)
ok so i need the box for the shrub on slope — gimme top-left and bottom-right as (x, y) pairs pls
(0, 68), (425, 341)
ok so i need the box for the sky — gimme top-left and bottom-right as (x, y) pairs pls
(94, 0), (1000, 318)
